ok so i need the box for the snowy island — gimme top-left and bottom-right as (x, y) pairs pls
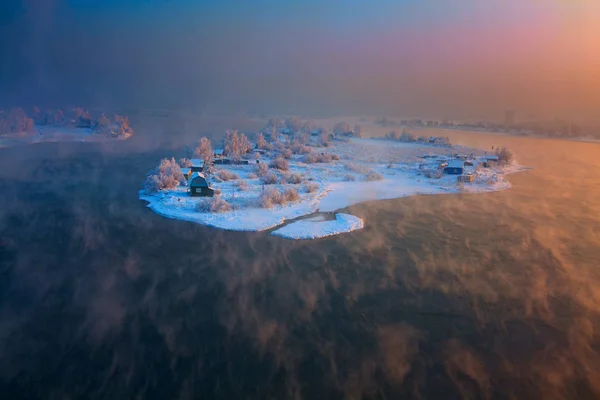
(140, 119), (529, 240)
(0, 107), (134, 147)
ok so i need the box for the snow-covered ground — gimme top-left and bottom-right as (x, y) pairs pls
(140, 134), (530, 240)
(272, 213), (364, 240)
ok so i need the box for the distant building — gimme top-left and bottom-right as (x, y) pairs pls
(190, 159), (204, 172)
(444, 160), (464, 175)
(214, 148), (224, 158)
(180, 167), (192, 180)
(189, 173), (215, 197)
(458, 174), (474, 183)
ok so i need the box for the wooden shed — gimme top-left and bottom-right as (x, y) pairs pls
(189, 173), (215, 197)
(457, 174), (474, 183)
(444, 160), (464, 175)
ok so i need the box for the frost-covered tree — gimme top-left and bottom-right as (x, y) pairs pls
(301, 120), (316, 133)
(179, 158), (192, 168)
(319, 130), (331, 147)
(400, 131), (416, 142)
(3, 108), (35, 134)
(495, 147), (514, 164)
(297, 132), (310, 145)
(47, 109), (67, 126)
(353, 124), (363, 138)
(93, 113), (111, 133)
(256, 132), (269, 150)
(285, 116), (302, 133)
(144, 157), (185, 193)
(239, 133), (253, 154)
(333, 121), (351, 135)
(224, 129), (242, 161)
(195, 137), (213, 161)
(113, 114), (134, 137)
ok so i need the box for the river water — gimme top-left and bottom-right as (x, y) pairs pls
(0, 126), (599, 399)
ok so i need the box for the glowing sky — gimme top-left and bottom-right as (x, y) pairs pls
(1, 0), (599, 121)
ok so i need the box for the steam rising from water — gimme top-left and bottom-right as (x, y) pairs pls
(1, 119), (599, 398)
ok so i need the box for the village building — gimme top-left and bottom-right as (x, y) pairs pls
(190, 159), (204, 172)
(444, 160), (464, 175)
(180, 167), (192, 180)
(458, 174), (474, 183)
(189, 172), (215, 197)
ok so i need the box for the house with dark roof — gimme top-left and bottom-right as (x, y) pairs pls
(189, 173), (215, 197)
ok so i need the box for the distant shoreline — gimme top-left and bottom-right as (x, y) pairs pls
(402, 125), (600, 145)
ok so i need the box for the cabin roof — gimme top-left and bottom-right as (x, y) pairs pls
(214, 148), (224, 155)
(188, 172), (208, 187)
(448, 160), (464, 169)
(190, 158), (203, 166)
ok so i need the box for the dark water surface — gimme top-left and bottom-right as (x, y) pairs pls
(1, 130), (599, 399)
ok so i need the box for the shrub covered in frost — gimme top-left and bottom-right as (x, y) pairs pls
(365, 170), (384, 181)
(210, 196), (232, 213)
(302, 153), (318, 164)
(270, 157), (289, 171)
(280, 148), (293, 160)
(319, 131), (331, 147)
(304, 182), (319, 193)
(344, 174), (356, 182)
(235, 180), (249, 191)
(259, 187), (285, 208)
(284, 187), (300, 203)
(344, 162), (371, 174)
(216, 169), (239, 181)
(144, 157), (184, 192)
(291, 141), (312, 155)
(254, 162), (269, 177)
(286, 173), (303, 184)
(261, 173), (279, 185)
(316, 153), (334, 163)
(196, 196), (232, 213)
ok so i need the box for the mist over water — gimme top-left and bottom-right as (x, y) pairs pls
(1, 120), (599, 399)
(2, 0), (600, 398)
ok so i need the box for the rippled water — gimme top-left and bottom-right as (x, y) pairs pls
(0, 129), (599, 399)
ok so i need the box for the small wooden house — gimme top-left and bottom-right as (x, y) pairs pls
(458, 174), (474, 183)
(180, 167), (192, 180)
(189, 173), (215, 197)
(190, 159), (204, 172)
(214, 148), (224, 158)
(444, 160), (464, 175)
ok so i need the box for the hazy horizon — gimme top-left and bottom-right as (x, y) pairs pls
(1, 0), (599, 123)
